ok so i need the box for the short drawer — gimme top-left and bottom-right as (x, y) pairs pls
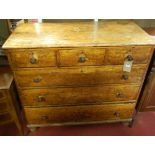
(24, 103), (135, 125)
(10, 49), (56, 68)
(104, 46), (152, 65)
(0, 100), (8, 113)
(14, 65), (146, 88)
(20, 85), (140, 107)
(59, 48), (105, 66)
(59, 47), (152, 66)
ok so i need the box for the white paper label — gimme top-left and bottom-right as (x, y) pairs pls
(123, 60), (133, 72)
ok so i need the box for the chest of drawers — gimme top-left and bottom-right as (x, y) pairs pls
(2, 21), (155, 131)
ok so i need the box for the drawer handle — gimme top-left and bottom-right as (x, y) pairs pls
(33, 78), (42, 83)
(30, 56), (38, 64)
(113, 112), (120, 117)
(116, 92), (124, 98)
(79, 55), (86, 63)
(41, 115), (48, 120)
(122, 74), (128, 80)
(126, 55), (133, 61)
(37, 96), (46, 102)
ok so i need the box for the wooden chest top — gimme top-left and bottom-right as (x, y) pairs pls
(2, 20), (155, 49)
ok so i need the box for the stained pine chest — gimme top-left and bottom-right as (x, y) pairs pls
(3, 20), (155, 131)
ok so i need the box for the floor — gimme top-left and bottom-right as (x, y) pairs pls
(0, 111), (155, 136)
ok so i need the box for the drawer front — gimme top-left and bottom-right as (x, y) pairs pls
(0, 100), (8, 112)
(0, 90), (5, 100)
(10, 49), (56, 68)
(59, 47), (152, 66)
(104, 46), (152, 65)
(24, 103), (135, 124)
(59, 48), (105, 66)
(20, 85), (140, 107)
(14, 65), (146, 88)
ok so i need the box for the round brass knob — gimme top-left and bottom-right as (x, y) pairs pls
(79, 55), (86, 63)
(30, 57), (37, 64)
(126, 55), (133, 61)
(116, 92), (124, 98)
(41, 115), (48, 120)
(122, 74), (128, 80)
(33, 77), (42, 83)
(37, 96), (45, 102)
(114, 112), (120, 117)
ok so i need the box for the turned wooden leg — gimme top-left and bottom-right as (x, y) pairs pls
(128, 119), (134, 128)
(128, 111), (137, 128)
(122, 121), (131, 127)
(122, 119), (135, 128)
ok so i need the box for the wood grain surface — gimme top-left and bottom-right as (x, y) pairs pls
(20, 84), (139, 107)
(59, 46), (152, 66)
(9, 49), (56, 68)
(2, 21), (155, 128)
(24, 103), (135, 124)
(2, 21), (155, 49)
(14, 65), (146, 88)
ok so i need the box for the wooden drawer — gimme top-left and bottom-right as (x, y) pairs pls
(24, 103), (135, 125)
(104, 46), (152, 65)
(0, 99), (8, 112)
(20, 85), (140, 107)
(14, 65), (146, 88)
(0, 90), (5, 100)
(9, 49), (56, 68)
(59, 48), (105, 66)
(59, 47), (152, 66)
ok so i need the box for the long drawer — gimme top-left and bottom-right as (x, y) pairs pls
(24, 103), (135, 125)
(14, 65), (146, 88)
(20, 85), (140, 107)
